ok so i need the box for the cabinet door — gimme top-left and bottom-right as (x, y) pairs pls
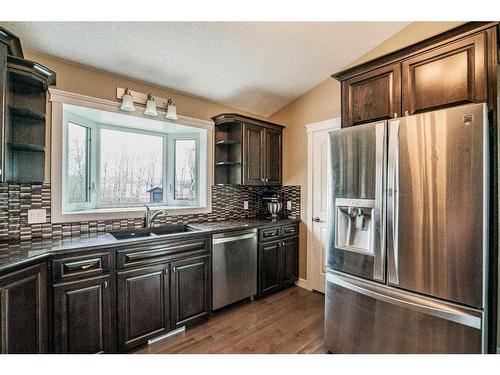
(265, 128), (282, 185)
(402, 32), (487, 116)
(0, 262), (48, 353)
(170, 254), (210, 330)
(53, 275), (112, 353)
(258, 241), (281, 295)
(281, 237), (299, 287)
(116, 263), (170, 351)
(342, 63), (401, 127)
(243, 123), (265, 185)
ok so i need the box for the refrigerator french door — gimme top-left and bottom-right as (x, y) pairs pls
(325, 103), (489, 354)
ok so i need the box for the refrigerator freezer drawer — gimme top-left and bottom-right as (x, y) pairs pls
(325, 272), (484, 354)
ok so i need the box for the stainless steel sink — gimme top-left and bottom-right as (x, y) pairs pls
(110, 225), (198, 240)
(151, 224), (198, 236)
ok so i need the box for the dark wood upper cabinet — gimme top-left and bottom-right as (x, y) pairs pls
(213, 113), (283, 186)
(243, 123), (266, 185)
(170, 254), (210, 330)
(53, 274), (113, 353)
(0, 262), (48, 354)
(341, 63), (401, 127)
(0, 54), (55, 182)
(264, 128), (282, 185)
(116, 263), (170, 351)
(333, 22), (498, 128)
(402, 32), (487, 116)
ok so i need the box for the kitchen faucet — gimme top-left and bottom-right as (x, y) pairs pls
(144, 205), (168, 228)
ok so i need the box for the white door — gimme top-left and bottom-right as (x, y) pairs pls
(307, 119), (339, 293)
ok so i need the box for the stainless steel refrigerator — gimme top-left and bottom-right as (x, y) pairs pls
(324, 103), (489, 354)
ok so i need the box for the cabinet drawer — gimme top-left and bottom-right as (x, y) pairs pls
(52, 252), (110, 282)
(258, 226), (281, 242)
(116, 237), (209, 269)
(281, 224), (299, 238)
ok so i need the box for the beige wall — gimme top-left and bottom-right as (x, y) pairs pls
(269, 21), (464, 279)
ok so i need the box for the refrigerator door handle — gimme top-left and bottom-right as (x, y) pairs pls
(387, 120), (400, 285)
(373, 122), (386, 281)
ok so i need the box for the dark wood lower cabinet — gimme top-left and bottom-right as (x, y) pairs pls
(0, 262), (48, 354)
(258, 241), (282, 295)
(52, 274), (112, 353)
(170, 254), (210, 330)
(281, 237), (299, 287)
(116, 263), (170, 351)
(258, 224), (299, 296)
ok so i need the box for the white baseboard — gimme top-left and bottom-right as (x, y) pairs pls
(296, 278), (311, 290)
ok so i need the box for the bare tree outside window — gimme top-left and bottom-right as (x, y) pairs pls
(174, 139), (196, 200)
(100, 128), (163, 207)
(67, 123), (88, 204)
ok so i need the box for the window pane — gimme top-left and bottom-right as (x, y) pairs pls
(174, 139), (196, 200)
(67, 122), (88, 204)
(100, 129), (163, 207)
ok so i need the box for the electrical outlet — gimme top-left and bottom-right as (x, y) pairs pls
(243, 201), (249, 210)
(286, 200), (292, 210)
(28, 209), (47, 224)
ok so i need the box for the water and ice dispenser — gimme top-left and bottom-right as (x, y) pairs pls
(334, 198), (375, 256)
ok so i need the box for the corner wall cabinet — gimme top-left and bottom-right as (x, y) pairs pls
(0, 29), (55, 182)
(213, 113), (283, 186)
(333, 22), (498, 128)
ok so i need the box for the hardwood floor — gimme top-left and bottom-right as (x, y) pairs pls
(134, 286), (327, 354)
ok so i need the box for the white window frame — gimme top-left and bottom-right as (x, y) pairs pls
(50, 88), (214, 223)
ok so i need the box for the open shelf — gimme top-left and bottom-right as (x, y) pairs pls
(8, 143), (45, 152)
(215, 140), (240, 145)
(9, 106), (46, 121)
(215, 161), (241, 166)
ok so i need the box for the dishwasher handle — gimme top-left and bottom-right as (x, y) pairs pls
(212, 232), (257, 245)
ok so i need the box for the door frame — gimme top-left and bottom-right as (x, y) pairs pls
(304, 117), (341, 290)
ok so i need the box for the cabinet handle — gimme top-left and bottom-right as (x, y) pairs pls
(103, 281), (108, 288)
(404, 110), (409, 117)
(393, 113), (398, 118)
(164, 268), (169, 275)
(172, 267), (176, 274)
(80, 263), (94, 270)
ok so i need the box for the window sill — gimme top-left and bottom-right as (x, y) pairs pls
(52, 205), (212, 224)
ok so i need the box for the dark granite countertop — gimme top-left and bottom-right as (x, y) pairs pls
(0, 218), (300, 273)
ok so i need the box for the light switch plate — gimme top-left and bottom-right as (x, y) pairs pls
(243, 201), (249, 210)
(286, 201), (292, 210)
(28, 209), (47, 224)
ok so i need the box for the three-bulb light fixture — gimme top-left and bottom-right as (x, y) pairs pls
(120, 87), (178, 120)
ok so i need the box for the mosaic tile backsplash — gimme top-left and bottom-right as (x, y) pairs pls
(0, 183), (300, 241)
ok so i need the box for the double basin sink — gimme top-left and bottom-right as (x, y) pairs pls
(110, 224), (199, 241)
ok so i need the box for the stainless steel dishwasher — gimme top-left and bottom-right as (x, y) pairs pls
(212, 229), (257, 310)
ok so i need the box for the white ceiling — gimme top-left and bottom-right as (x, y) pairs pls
(1, 22), (409, 117)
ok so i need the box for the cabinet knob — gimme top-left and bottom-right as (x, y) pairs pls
(405, 110), (409, 117)
(312, 217), (322, 222)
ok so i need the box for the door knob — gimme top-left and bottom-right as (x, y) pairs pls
(312, 217), (321, 222)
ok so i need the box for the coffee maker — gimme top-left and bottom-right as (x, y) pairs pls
(261, 190), (282, 222)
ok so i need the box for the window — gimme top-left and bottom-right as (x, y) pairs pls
(62, 104), (207, 213)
